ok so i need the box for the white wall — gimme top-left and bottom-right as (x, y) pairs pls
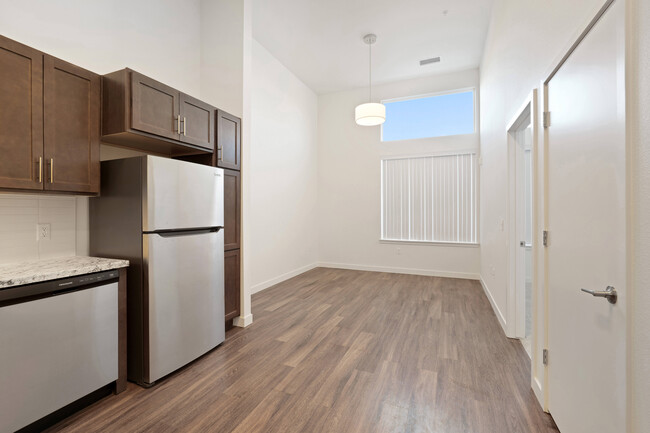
(479, 0), (605, 325)
(317, 70), (481, 279)
(200, 0), (244, 117)
(247, 40), (319, 294)
(0, 0), (202, 96)
(479, 0), (606, 404)
(238, 0), (253, 326)
(480, 0), (647, 421)
(629, 0), (650, 430)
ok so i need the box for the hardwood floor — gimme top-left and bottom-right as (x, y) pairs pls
(47, 268), (559, 433)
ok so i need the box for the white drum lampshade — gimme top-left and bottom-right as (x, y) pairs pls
(355, 34), (386, 127)
(355, 102), (386, 126)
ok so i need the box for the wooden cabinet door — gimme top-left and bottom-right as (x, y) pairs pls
(180, 93), (215, 150)
(223, 169), (241, 251)
(224, 249), (241, 323)
(131, 71), (180, 141)
(0, 36), (43, 190)
(215, 110), (241, 170)
(43, 56), (100, 193)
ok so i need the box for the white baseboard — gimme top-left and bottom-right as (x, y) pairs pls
(317, 262), (480, 280)
(250, 262), (319, 295)
(233, 314), (253, 328)
(532, 376), (547, 412)
(479, 277), (508, 335)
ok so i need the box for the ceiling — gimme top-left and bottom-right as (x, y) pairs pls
(252, 0), (495, 94)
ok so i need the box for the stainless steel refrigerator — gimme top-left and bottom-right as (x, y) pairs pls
(90, 155), (225, 386)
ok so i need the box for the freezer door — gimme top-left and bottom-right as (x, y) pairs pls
(144, 230), (225, 384)
(144, 156), (224, 231)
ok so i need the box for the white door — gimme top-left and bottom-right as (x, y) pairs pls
(546, 1), (626, 432)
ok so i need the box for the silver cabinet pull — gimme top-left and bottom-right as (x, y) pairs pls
(38, 157), (43, 183)
(581, 286), (617, 304)
(183, 117), (187, 136)
(217, 146), (223, 162)
(50, 158), (54, 183)
(177, 115), (181, 133)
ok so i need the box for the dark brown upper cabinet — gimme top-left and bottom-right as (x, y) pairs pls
(43, 56), (100, 194)
(215, 110), (241, 170)
(0, 36), (44, 191)
(131, 71), (181, 141)
(102, 69), (215, 156)
(0, 35), (100, 194)
(181, 94), (215, 149)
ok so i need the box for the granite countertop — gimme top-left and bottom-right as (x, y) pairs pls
(0, 256), (130, 289)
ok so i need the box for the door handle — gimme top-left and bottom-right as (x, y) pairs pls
(520, 241), (531, 248)
(183, 117), (187, 136)
(50, 158), (54, 183)
(38, 157), (43, 183)
(217, 146), (223, 162)
(581, 286), (617, 304)
(177, 115), (181, 133)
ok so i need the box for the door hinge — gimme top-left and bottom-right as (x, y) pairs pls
(543, 349), (549, 366)
(543, 111), (551, 128)
(543, 230), (549, 247)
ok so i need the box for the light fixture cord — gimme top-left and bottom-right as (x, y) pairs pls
(368, 41), (372, 102)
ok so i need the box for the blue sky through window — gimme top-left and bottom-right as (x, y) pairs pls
(381, 90), (475, 141)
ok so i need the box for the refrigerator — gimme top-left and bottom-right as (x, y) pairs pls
(89, 155), (225, 386)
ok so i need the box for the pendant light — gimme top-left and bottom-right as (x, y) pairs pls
(355, 34), (386, 126)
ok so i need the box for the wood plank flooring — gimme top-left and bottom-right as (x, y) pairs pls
(47, 268), (559, 433)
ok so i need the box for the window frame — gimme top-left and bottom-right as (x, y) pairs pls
(379, 150), (480, 246)
(380, 87), (478, 142)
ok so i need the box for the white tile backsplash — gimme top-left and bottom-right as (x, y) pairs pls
(0, 193), (82, 264)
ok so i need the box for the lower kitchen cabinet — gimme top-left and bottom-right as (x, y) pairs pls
(224, 249), (241, 330)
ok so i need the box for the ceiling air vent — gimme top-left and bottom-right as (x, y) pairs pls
(420, 57), (441, 66)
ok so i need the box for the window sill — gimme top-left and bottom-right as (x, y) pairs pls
(380, 239), (480, 248)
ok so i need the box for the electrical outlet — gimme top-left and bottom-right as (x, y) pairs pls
(37, 223), (51, 240)
(396, 247), (401, 255)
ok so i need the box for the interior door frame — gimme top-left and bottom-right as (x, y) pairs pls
(505, 90), (545, 408)
(506, 91), (538, 339)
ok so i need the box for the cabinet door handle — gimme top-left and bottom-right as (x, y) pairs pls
(217, 146), (223, 162)
(183, 117), (187, 136)
(38, 157), (43, 183)
(50, 158), (54, 183)
(176, 115), (181, 133)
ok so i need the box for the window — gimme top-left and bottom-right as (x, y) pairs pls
(381, 153), (478, 244)
(381, 90), (475, 142)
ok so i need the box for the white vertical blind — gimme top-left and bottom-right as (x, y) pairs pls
(381, 153), (478, 243)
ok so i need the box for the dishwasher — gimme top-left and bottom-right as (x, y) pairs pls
(0, 270), (119, 433)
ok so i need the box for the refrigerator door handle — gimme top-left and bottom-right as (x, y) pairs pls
(146, 227), (223, 237)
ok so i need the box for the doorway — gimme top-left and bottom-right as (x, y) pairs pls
(507, 93), (536, 357)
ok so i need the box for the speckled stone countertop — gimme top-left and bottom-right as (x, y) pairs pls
(0, 256), (130, 289)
